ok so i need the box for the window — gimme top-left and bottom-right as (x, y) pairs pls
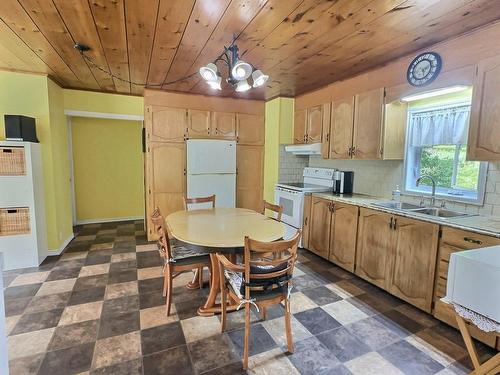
(403, 99), (488, 204)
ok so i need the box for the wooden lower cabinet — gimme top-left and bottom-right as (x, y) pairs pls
(389, 217), (439, 312)
(302, 195), (312, 249)
(329, 203), (358, 272)
(355, 208), (394, 289)
(308, 197), (332, 259)
(236, 145), (264, 212)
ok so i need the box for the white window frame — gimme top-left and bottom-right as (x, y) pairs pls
(402, 100), (488, 205)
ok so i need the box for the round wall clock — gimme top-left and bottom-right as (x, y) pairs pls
(407, 52), (442, 86)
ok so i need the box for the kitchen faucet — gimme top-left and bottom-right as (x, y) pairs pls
(416, 175), (436, 206)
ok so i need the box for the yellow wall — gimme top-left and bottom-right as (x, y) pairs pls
(264, 97), (294, 202)
(71, 117), (144, 222)
(63, 89), (143, 116)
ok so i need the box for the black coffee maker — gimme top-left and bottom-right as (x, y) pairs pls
(333, 171), (354, 194)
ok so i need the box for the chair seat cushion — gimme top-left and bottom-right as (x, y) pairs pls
(170, 243), (210, 266)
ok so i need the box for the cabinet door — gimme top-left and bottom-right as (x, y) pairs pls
(467, 56), (500, 160)
(147, 106), (186, 143)
(236, 145), (264, 211)
(321, 103), (331, 158)
(302, 195), (312, 249)
(355, 208), (394, 289)
(294, 110), (306, 144)
(308, 197), (332, 259)
(236, 114), (265, 145)
(330, 97), (355, 159)
(307, 105), (323, 143)
(211, 112), (236, 139)
(389, 216), (439, 312)
(187, 109), (210, 138)
(353, 88), (385, 159)
(146, 142), (185, 240)
(329, 203), (358, 272)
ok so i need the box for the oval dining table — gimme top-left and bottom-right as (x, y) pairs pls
(165, 207), (286, 316)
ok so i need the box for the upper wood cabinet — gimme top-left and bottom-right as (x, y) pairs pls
(187, 109), (210, 138)
(389, 217), (439, 312)
(236, 145), (264, 211)
(382, 101), (408, 160)
(293, 104), (329, 146)
(352, 87), (385, 159)
(294, 109), (307, 144)
(236, 114), (265, 145)
(211, 112), (236, 139)
(308, 197), (332, 259)
(146, 106), (186, 143)
(329, 202), (358, 272)
(307, 105), (324, 143)
(355, 208), (394, 289)
(467, 55), (500, 161)
(329, 97), (355, 159)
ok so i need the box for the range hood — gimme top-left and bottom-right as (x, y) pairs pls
(284, 143), (321, 155)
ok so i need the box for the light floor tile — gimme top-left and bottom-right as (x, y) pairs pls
(111, 253), (136, 263)
(59, 301), (103, 325)
(137, 266), (163, 281)
(405, 335), (455, 367)
(248, 347), (300, 375)
(345, 352), (404, 375)
(292, 267), (305, 277)
(322, 299), (368, 325)
(136, 244), (158, 252)
(36, 278), (76, 296)
(325, 280), (364, 298)
(283, 292), (317, 314)
(181, 315), (221, 343)
(105, 280), (138, 300)
(74, 235), (96, 242)
(10, 271), (49, 286)
(60, 251), (88, 261)
(262, 315), (312, 347)
(92, 331), (141, 369)
(139, 305), (179, 330)
(79, 263), (110, 278)
(5, 315), (21, 335)
(7, 327), (55, 360)
(90, 243), (114, 251)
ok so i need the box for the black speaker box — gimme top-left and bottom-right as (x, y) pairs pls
(4, 115), (38, 143)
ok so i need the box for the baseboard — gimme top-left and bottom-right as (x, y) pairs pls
(47, 233), (75, 256)
(75, 216), (144, 225)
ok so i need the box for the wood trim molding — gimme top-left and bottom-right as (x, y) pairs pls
(64, 110), (144, 121)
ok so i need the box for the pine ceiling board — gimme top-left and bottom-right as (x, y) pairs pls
(125, 0), (159, 95)
(52, 0), (115, 92)
(146, 0), (195, 86)
(89, 0), (130, 93)
(0, 0), (81, 87)
(17, 0), (100, 90)
(161, 0), (231, 90)
(187, 0), (304, 94)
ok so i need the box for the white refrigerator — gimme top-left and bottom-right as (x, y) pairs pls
(186, 139), (236, 209)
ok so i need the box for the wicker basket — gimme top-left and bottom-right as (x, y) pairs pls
(0, 147), (26, 176)
(0, 208), (30, 236)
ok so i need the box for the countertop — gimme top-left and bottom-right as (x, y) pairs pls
(311, 192), (500, 238)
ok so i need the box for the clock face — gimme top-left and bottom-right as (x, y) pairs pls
(407, 52), (442, 86)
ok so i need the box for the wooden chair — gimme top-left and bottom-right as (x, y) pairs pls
(217, 230), (301, 369)
(183, 194), (216, 210)
(151, 208), (211, 316)
(261, 200), (283, 222)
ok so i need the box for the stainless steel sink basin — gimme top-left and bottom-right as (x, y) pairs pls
(371, 201), (422, 210)
(410, 207), (474, 218)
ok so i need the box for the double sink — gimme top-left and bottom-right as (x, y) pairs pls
(371, 201), (475, 219)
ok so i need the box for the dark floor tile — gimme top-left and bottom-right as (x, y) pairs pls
(316, 327), (371, 362)
(3, 274), (17, 288)
(348, 277), (383, 293)
(346, 316), (401, 350)
(295, 307), (341, 335)
(85, 254), (112, 266)
(74, 274), (108, 291)
(315, 270), (342, 283)
(46, 267), (81, 281)
(8, 353), (44, 375)
(102, 294), (139, 317)
(5, 296), (31, 316)
(107, 269), (137, 284)
(351, 292), (403, 315)
(25, 292), (71, 314)
(143, 345), (194, 375)
(93, 236), (116, 245)
(227, 323), (277, 358)
(139, 291), (165, 310)
(379, 340), (445, 375)
(171, 284), (209, 304)
(137, 252), (162, 269)
(189, 334), (240, 374)
(263, 304), (285, 320)
(38, 342), (95, 375)
(52, 258), (85, 270)
(112, 246), (136, 255)
(175, 297), (205, 320)
(11, 308), (63, 335)
(4, 283), (41, 299)
(287, 336), (340, 375)
(88, 249), (113, 257)
(141, 321), (186, 355)
(98, 311), (140, 339)
(292, 274), (326, 291)
(139, 277), (164, 295)
(200, 362), (246, 375)
(302, 286), (342, 306)
(67, 286), (106, 306)
(380, 309), (424, 335)
(49, 320), (99, 351)
(90, 358), (142, 375)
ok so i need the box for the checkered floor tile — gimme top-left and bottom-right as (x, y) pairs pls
(3, 221), (497, 374)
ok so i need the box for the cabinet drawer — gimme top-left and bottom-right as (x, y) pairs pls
(440, 227), (500, 250)
(435, 276), (447, 299)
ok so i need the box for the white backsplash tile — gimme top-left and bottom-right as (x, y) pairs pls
(278, 145), (309, 183)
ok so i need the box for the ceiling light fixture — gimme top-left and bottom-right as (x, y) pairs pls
(199, 42), (269, 92)
(400, 85), (469, 102)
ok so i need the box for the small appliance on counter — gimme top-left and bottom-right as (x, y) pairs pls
(333, 171), (354, 194)
(4, 115), (39, 143)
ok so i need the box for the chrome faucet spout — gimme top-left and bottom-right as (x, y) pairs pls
(416, 174), (436, 206)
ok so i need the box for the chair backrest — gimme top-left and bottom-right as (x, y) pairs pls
(151, 207), (172, 260)
(183, 194), (216, 210)
(262, 200), (283, 222)
(242, 230), (301, 299)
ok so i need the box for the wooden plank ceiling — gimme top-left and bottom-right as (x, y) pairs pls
(1, 0), (499, 99)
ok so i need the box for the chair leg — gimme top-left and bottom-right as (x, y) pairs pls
(162, 268), (167, 297)
(260, 307), (267, 321)
(243, 303), (251, 370)
(198, 267), (203, 289)
(219, 266), (227, 332)
(284, 298), (294, 353)
(165, 265), (173, 316)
